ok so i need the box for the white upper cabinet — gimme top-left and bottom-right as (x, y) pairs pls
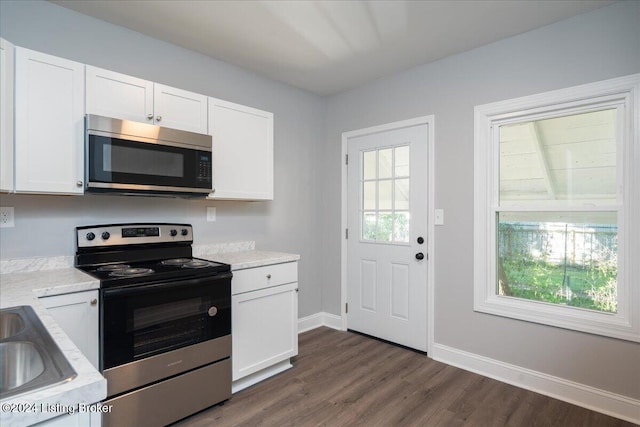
(208, 97), (274, 200)
(86, 65), (153, 123)
(154, 83), (208, 133)
(15, 47), (85, 194)
(86, 66), (208, 134)
(0, 38), (14, 192)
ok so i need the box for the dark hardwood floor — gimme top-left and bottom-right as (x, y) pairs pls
(174, 327), (635, 427)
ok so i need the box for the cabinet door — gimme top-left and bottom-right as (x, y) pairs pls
(14, 48), (85, 194)
(208, 98), (274, 200)
(86, 65), (153, 123)
(40, 290), (99, 369)
(232, 282), (298, 381)
(0, 38), (14, 192)
(153, 83), (207, 133)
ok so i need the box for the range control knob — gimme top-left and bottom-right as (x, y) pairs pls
(86, 232), (95, 241)
(181, 228), (189, 236)
(101, 232), (111, 240)
(170, 229), (178, 237)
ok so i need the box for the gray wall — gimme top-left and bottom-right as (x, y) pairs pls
(0, 0), (325, 318)
(323, 1), (640, 399)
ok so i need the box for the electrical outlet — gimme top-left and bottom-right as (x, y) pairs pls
(0, 207), (15, 228)
(206, 207), (216, 222)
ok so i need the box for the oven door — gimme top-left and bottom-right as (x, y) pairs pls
(87, 133), (212, 194)
(101, 272), (231, 371)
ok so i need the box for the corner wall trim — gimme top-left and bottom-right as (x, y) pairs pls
(431, 343), (640, 424)
(298, 312), (343, 334)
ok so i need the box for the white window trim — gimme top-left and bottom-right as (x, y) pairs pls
(474, 74), (640, 342)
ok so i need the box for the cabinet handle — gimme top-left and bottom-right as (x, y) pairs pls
(90, 299), (97, 306)
(156, 115), (162, 122)
(266, 274), (272, 279)
(147, 114), (154, 120)
(76, 180), (83, 187)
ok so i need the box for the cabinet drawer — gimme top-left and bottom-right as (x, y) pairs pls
(232, 262), (297, 295)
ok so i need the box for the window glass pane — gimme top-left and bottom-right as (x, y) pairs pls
(393, 212), (410, 243)
(363, 181), (376, 210)
(377, 213), (393, 242)
(395, 179), (409, 210)
(379, 148), (393, 179)
(362, 212), (376, 241)
(497, 211), (617, 313)
(378, 180), (392, 210)
(499, 109), (617, 206)
(395, 146), (410, 177)
(363, 150), (376, 180)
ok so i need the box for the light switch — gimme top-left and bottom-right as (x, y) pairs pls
(206, 207), (216, 222)
(435, 209), (444, 225)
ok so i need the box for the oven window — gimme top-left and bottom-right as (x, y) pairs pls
(132, 297), (207, 358)
(104, 144), (184, 178)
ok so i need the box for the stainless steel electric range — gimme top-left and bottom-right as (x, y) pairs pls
(75, 223), (231, 427)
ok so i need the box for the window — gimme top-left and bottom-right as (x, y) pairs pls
(360, 145), (410, 243)
(474, 74), (640, 342)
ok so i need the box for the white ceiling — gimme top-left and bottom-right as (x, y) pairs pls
(51, 0), (616, 95)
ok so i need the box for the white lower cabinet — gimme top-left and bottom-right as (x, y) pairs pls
(39, 290), (99, 369)
(231, 262), (298, 391)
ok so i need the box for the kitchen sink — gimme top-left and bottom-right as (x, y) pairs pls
(0, 306), (77, 400)
(0, 312), (25, 339)
(0, 342), (45, 391)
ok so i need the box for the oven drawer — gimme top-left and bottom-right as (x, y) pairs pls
(104, 335), (231, 397)
(103, 358), (231, 427)
(232, 261), (298, 295)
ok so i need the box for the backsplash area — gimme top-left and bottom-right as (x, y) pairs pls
(0, 241), (255, 275)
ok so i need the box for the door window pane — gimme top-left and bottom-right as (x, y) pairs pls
(363, 212), (377, 241)
(394, 212), (410, 243)
(378, 148), (393, 179)
(378, 180), (392, 210)
(395, 179), (409, 210)
(363, 181), (376, 210)
(363, 150), (376, 180)
(395, 146), (410, 177)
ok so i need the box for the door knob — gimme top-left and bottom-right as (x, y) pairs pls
(417, 236), (424, 244)
(415, 252), (425, 260)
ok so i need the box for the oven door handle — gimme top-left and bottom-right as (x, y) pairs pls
(102, 272), (232, 297)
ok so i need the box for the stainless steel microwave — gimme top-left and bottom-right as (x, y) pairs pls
(85, 115), (212, 197)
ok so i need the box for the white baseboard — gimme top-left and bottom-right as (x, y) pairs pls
(298, 312), (343, 333)
(232, 360), (292, 394)
(431, 343), (640, 424)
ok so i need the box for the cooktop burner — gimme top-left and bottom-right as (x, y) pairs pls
(161, 258), (193, 266)
(97, 264), (131, 272)
(109, 267), (155, 277)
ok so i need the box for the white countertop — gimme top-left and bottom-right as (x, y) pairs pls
(203, 250), (300, 270)
(0, 268), (107, 427)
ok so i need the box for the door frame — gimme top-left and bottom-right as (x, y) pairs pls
(340, 115), (435, 355)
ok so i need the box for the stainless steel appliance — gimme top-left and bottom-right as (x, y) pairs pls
(85, 115), (213, 197)
(75, 223), (231, 427)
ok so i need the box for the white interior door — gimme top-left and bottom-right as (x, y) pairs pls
(347, 123), (428, 351)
